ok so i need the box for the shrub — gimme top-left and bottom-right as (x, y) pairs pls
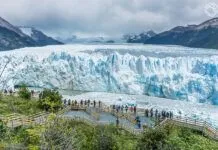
(38, 89), (62, 112)
(137, 127), (168, 150)
(18, 84), (31, 100)
(0, 120), (7, 139)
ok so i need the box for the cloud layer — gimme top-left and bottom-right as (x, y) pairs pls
(0, 0), (216, 37)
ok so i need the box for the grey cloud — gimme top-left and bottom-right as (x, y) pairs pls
(0, 0), (216, 38)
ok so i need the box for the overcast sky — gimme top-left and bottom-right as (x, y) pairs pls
(0, 0), (217, 38)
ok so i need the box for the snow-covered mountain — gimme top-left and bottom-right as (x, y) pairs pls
(57, 35), (123, 44)
(1, 44), (218, 105)
(0, 17), (37, 51)
(0, 17), (26, 37)
(19, 26), (62, 46)
(124, 30), (156, 43)
(145, 18), (218, 49)
(0, 17), (62, 51)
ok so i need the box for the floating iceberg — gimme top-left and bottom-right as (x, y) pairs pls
(1, 44), (218, 105)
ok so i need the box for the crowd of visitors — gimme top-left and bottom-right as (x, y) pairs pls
(63, 99), (102, 108)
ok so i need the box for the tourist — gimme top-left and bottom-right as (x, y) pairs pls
(150, 108), (153, 117)
(84, 100), (87, 106)
(116, 106), (119, 113)
(125, 105), (128, 113)
(98, 101), (101, 108)
(170, 111), (173, 119)
(158, 113), (161, 120)
(113, 105), (115, 110)
(121, 105), (124, 112)
(9, 89), (13, 95)
(166, 112), (170, 118)
(145, 109), (149, 117)
(155, 109), (158, 118)
(63, 99), (67, 105)
(31, 90), (34, 96)
(130, 106), (133, 112)
(4, 89), (7, 95)
(116, 118), (119, 127)
(68, 99), (71, 105)
(93, 100), (96, 107)
(80, 100), (83, 106)
(88, 99), (90, 106)
(138, 119), (141, 129)
(118, 105), (121, 111)
(133, 106), (136, 114)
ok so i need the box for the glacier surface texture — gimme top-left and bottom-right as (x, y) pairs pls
(1, 44), (218, 105)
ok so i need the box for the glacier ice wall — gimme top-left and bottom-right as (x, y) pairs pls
(1, 45), (218, 105)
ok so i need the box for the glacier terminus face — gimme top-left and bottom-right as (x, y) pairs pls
(1, 44), (218, 105)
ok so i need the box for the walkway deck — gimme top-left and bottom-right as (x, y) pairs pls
(1, 101), (218, 140)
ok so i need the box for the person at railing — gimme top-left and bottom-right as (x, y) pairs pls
(80, 100), (83, 106)
(98, 100), (101, 108)
(118, 105), (121, 111)
(63, 99), (67, 105)
(145, 109), (149, 117)
(155, 109), (158, 118)
(31, 90), (34, 97)
(133, 106), (136, 115)
(125, 105), (128, 113)
(4, 89), (7, 95)
(162, 110), (166, 119)
(116, 117), (119, 127)
(112, 104), (115, 110)
(150, 108), (153, 118)
(93, 100), (96, 107)
(158, 113), (161, 121)
(166, 112), (170, 118)
(130, 106), (133, 112)
(84, 100), (87, 106)
(75, 100), (77, 106)
(116, 106), (119, 113)
(121, 105), (124, 113)
(169, 111), (173, 119)
(138, 119), (141, 129)
(9, 89), (13, 95)
(88, 99), (90, 106)
(68, 99), (71, 106)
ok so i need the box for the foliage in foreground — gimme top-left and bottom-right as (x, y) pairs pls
(137, 124), (218, 150)
(18, 84), (31, 100)
(1, 117), (218, 150)
(0, 95), (42, 115)
(38, 89), (62, 112)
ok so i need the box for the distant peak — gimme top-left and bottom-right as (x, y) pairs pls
(0, 16), (26, 37)
(197, 17), (218, 29)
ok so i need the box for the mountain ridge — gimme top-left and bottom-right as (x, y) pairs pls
(0, 17), (62, 51)
(144, 18), (218, 49)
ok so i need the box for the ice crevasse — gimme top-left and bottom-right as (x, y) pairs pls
(0, 44), (218, 105)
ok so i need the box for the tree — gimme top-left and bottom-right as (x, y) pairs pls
(18, 84), (31, 100)
(40, 116), (79, 149)
(0, 120), (6, 139)
(92, 125), (118, 150)
(137, 127), (168, 150)
(0, 91), (3, 101)
(38, 89), (62, 112)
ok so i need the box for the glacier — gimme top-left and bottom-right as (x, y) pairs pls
(1, 44), (218, 105)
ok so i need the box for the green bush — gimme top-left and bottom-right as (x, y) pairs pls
(137, 127), (168, 150)
(38, 89), (62, 112)
(0, 92), (3, 101)
(18, 84), (31, 100)
(0, 120), (7, 139)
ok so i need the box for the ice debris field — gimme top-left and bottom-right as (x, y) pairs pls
(1, 44), (218, 126)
